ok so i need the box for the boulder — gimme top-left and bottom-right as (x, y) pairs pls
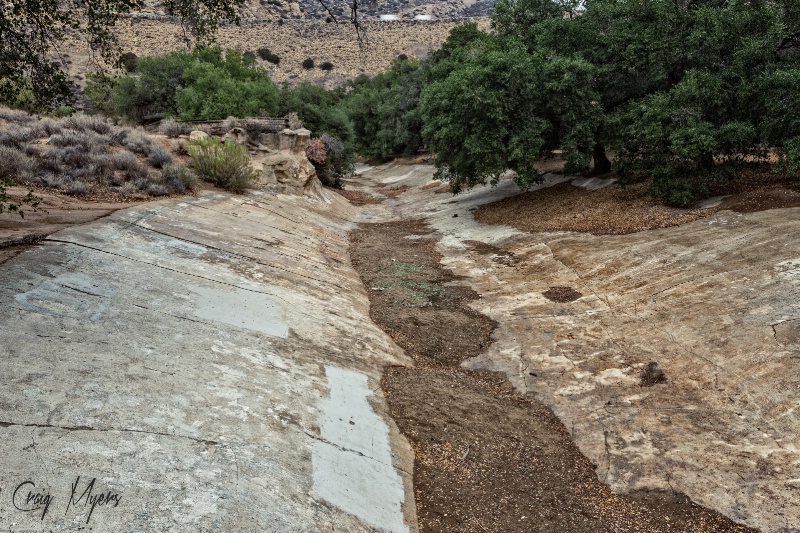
(189, 130), (208, 142)
(258, 128), (322, 198)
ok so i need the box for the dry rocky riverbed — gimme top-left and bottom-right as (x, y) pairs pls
(2, 161), (800, 531)
(340, 162), (800, 532)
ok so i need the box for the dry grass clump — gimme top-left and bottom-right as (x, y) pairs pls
(0, 146), (36, 180)
(158, 118), (188, 138)
(0, 106), (194, 198)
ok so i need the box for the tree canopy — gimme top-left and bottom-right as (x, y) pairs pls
(5, 0), (799, 208)
(401, 0), (800, 204)
(0, 0), (247, 109)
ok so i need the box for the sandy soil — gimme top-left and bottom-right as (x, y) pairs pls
(0, 186), (149, 264)
(349, 218), (753, 532)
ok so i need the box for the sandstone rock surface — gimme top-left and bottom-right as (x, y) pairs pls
(348, 162), (800, 532)
(0, 189), (416, 531)
(257, 127), (322, 197)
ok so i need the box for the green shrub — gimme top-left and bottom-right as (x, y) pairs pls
(648, 174), (708, 208)
(119, 52), (138, 73)
(109, 50), (193, 122)
(778, 136), (800, 177)
(344, 57), (425, 159)
(50, 106), (75, 118)
(320, 61), (334, 71)
(188, 137), (258, 193)
(256, 47), (280, 65)
(175, 48), (280, 120)
(302, 58), (314, 69)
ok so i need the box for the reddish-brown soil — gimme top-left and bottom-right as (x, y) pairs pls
(383, 185), (412, 198)
(542, 285), (584, 303)
(349, 219), (755, 533)
(419, 181), (443, 191)
(474, 168), (800, 235)
(330, 188), (383, 205)
(474, 181), (714, 235)
(701, 167), (800, 213)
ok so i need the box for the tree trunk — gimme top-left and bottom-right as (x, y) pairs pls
(592, 143), (612, 175)
(699, 152), (716, 171)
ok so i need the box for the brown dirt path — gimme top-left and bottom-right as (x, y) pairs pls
(350, 218), (755, 533)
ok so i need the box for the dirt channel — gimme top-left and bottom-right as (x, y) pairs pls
(349, 219), (755, 533)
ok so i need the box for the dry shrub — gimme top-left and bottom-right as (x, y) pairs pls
(0, 107), (191, 198)
(158, 118), (185, 138)
(61, 113), (112, 134)
(0, 146), (35, 180)
(162, 165), (198, 193)
(146, 144), (173, 168)
(306, 137), (327, 164)
(0, 106), (36, 124)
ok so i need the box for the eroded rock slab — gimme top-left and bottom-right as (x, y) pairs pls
(0, 190), (415, 531)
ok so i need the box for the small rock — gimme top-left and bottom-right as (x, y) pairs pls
(641, 361), (667, 386)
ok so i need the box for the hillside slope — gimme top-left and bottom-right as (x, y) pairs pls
(138, 0), (494, 20)
(63, 19), (490, 89)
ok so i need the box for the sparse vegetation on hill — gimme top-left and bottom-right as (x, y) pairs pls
(59, 19), (475, 90)
(0, 107), (196, 199)
(137, 0), (494, 22)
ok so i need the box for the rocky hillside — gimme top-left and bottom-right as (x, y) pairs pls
(138, 0), (494, 20)
(62, 18), (490, 90)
